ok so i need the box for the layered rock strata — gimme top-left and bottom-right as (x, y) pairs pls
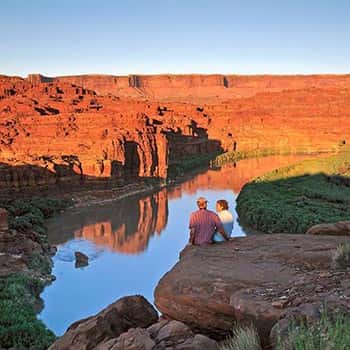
(1, 73), (350, 193)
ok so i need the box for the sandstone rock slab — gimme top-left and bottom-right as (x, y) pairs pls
(0, 208), (8, 231)
(154, 234), (350, 346)
(306, 221), (350, 236)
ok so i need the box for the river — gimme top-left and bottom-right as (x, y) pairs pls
(39, 154), (317, 335)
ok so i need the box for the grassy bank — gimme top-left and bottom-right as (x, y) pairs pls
(211, 148), (278, 167)
(212, 143), (350, 168)
(168, 152), (221, 178)
(0, 197), (71, 350)
(236, 152), (350, 233)
(0, 274), (56, 349)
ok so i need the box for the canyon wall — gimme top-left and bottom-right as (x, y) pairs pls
(0, 73), (350, 193)
(26, 73), (350, 101)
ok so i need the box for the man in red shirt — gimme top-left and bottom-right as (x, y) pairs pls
(189, 197), (229, 245)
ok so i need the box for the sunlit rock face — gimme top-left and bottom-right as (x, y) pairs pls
(1, 74), (349, 192)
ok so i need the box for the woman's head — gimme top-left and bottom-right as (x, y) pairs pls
(216, 199), (229, 212)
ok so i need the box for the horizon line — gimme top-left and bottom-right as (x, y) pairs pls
(2, 72), (350, 79)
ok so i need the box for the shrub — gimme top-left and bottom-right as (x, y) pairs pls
(29, 252), (52, 275)
(276, 312), (350, 350)
(220, 324), (261, 350)
(0, 274), (56, 349)
(333, 243), (350, 269)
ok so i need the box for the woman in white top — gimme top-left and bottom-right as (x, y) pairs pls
(212, 199), (234, 242)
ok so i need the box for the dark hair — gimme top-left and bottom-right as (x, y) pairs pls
(216, 199), (228, 210)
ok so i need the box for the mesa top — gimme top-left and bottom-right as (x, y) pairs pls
(189, 209), (223, 245)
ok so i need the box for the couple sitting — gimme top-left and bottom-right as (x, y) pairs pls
(189, 197), (234, 245)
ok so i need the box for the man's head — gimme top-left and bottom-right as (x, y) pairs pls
(196, 197), (208, 209)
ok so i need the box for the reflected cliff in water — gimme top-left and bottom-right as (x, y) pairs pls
(49, 189), (168, 254)
(41, 154), (322, 335)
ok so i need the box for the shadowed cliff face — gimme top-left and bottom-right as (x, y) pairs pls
(0, 73), (349, 191)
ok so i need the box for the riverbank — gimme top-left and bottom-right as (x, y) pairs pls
(0, 198), (71, 349)
(236, 151), (350, 233)
(210, 147), (335, 168)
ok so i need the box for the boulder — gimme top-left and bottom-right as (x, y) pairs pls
(75, 251), (89, 268)
(154, 234), (350, 346)
(97, 320), (218, 350)
(97, 328), (156, 350)
(49, 295), (158, 350)
(306, 221), (350, 236)
(149, 320), (218, 349)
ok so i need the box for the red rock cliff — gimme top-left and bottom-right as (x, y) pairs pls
(0, 73), (349, 192)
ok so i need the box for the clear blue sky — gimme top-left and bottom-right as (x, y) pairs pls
(1, 0), (349, 76)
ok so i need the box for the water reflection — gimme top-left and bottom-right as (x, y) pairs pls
(49, 189), (168, 254)
(40, 154), (319, 335)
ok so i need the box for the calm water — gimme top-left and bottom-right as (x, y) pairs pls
(39, 155), (316, 335)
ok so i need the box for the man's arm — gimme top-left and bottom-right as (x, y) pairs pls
(189, 213), (196, 244)
(189, 228), (195, 244)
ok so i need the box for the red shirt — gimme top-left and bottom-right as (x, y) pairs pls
(189, 209), (223, 245)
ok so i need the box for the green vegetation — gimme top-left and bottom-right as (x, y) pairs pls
(237, 152), (350, 233)
(220, 324), (261, 350)
(276, 312), (350, 350)
(0, 274), (56, 349)
(168, 152), (221, 178)
(213, 143), (350, 168)
(28, 252), (52, 275)
(0, 197), (72, 235)
(332, 243), (350, 269)
(212, 148), (278, 167)
(0, 197), (71, 349)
